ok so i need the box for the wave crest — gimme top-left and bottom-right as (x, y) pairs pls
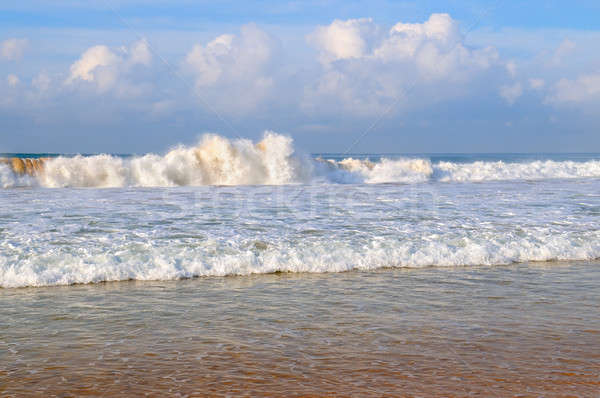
(2, 132), (600, 188)
(336, 157), (433, 183)
(2, 231), (599, 288)
(38, 132), (310, 188)
(435, 160), (600, 182)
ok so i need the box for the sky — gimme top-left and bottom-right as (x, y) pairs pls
(1, 0), (600, 154)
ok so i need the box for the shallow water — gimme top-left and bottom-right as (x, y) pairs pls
(2, 178), (600, 288)
(1, 264), (599, 396)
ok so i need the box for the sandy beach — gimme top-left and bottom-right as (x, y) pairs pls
(2, 263), (598, 397)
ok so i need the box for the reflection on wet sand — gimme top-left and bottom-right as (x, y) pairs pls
(1, 264), (599, 396)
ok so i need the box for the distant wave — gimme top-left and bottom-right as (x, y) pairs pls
(2, 132), (600, 188)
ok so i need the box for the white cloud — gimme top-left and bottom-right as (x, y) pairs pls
(67, 45), (120, 84)
(499, 83), (522, 105)
(304, 14), (499, 115)
(552, 39), (576, 65)
(185, 33), (235, 86)
(1, 38), (28, 61)
(380, 12), (462, 65)
(127, 39), (152, 67)
(373, 13), (497, 78)
(66, 40), (152, 94)
(184, 24), (277, 113)
(6, 74), (20, 87)
(528, 78), (545, 90)
(308, 18), (378, 63)
(546, 73), (600, 104)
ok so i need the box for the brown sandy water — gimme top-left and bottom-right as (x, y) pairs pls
(1, 263), (599, 397)
(0, 158), (47, 176)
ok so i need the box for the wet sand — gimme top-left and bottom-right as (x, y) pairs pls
(1, 263), (599, 397)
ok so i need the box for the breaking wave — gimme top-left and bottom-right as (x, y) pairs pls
(2, 231), (599, 288)
(38, 132), (310, 188)
(434, 160), (600, 182)
(2, 132), (600, 188)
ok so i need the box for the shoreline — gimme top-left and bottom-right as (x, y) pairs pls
(2, 263), (598, 396)
(2, 258), (599, 290)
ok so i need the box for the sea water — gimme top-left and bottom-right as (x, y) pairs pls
(1, 133), (599, 287)
(0, 133), (599, 394)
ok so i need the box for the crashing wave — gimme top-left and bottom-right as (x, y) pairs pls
(2, 132), (600, 188)
(2, 132), (312, 188)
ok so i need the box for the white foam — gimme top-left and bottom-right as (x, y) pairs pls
(335, 157), (433, 183)
(326, 158), (600, 184)
(3, 133), (600, 188)
(38, 132), (311, 188)
(435, 160), (600, 182)
(0, 163), (35, 188)
(1, 231), (599, 288)
(40, 154), (128, 188)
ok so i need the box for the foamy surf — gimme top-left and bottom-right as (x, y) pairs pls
(2, 175), (600, 288)
(2, 132), (600, 188)
(2, 230), (599, 288)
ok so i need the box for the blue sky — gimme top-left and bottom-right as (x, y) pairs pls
(1, 0), (600, 153)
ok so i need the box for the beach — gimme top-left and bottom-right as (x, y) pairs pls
(2, 264), (599, 396)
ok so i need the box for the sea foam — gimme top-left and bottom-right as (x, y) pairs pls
(2, 230), (599, 288)
(38, 132), (310, 188)
(2, 132), (600, 188)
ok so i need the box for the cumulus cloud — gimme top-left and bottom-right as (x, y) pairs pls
(6, 74), (20, 87)
(378, 13), (468, 74)
(323, 13), (497, 76)
(304, 14), (499, 115)
(546, 73), (600, 104)
(308, 18), (379, 63)
(499, 83), (522, 105)
(185, 34), (235, 86)
(67, 45), (120, 84)
(66, 39), (152, 94)
(1, 38), (28, 61)
(184, 23), (278, 113)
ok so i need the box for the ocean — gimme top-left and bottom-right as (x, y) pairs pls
(1, 133), (599, 395)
